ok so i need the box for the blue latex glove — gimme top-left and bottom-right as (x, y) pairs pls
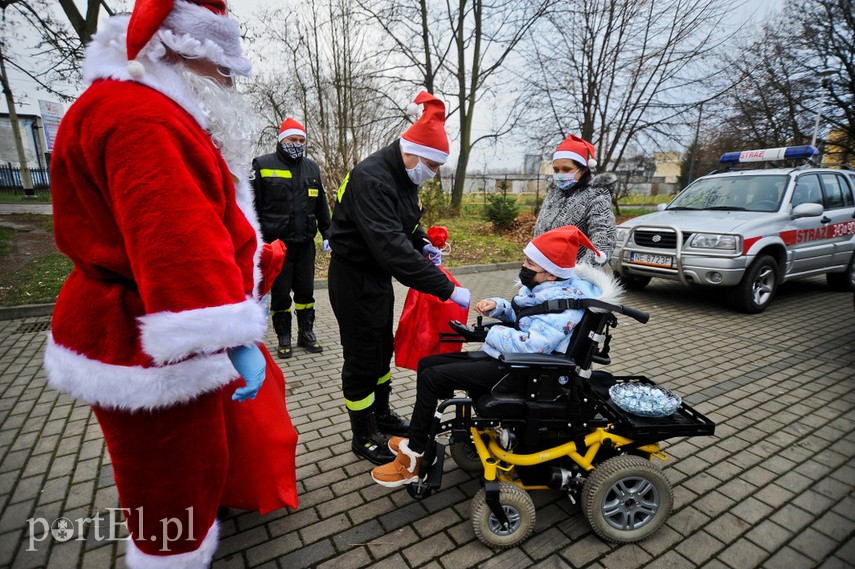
(422, 243), (442, 266)
(322, 239), (331, 253)
(227, 344), (266, 402)
(449, 286), (471, 309)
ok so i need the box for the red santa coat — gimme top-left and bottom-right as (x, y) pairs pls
(44, 16), (297, 564)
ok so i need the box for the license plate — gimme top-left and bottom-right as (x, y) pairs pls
(629, 252), (673, 268)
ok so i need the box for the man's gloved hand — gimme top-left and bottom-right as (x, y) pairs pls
(227, 343), (266, 402)
(322, 239), (331, 253)
(449, 286), (471, 309)
(422, 243), (442, 266)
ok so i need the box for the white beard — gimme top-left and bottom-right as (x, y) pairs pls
(176, 64), (257, 180)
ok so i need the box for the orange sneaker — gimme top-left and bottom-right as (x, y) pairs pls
(371, 439), (423, 488)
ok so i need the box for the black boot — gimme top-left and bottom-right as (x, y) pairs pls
(349, 407), (395, 465)
(272, 311), (292, 359)
(374, 381), (410, 437)
(296, 307), (323, 353)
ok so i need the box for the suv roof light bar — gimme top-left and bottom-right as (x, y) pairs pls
(719, 145), (819, 164)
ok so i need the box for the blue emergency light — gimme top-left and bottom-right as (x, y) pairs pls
(719, 145), (819, 164)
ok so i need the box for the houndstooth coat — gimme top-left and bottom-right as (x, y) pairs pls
(533, 175), (617, 264)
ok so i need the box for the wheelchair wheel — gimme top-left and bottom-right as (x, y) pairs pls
(471, 482), (536, 549)
(581, 455), (673, 543)
(450, 441), (482, 473)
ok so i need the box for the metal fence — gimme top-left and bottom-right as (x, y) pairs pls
(0, 164), (51, 193)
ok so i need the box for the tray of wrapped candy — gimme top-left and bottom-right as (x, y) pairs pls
(585, 373), (715, 441)
(609, 383), (681, 417)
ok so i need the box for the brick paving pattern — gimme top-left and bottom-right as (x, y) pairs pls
(1, 267), (853, 568)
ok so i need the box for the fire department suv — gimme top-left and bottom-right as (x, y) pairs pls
(611, 146), (855, 313)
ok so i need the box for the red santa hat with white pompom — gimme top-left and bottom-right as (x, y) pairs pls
(400, 91), (449, 164)
(553, 134), (598, 169)
(125, 0), (252, 79)
(524, 225), (607, 276)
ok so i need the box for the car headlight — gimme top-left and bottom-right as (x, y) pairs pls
(615, 227), (630, 244)
(689, 233), (740, 252)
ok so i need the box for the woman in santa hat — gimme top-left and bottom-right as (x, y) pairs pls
(370, 225), (622, 488)
(534, 134), (617, 265)
(45, 1), (297, 566)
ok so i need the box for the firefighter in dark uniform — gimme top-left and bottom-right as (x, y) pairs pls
(253, 118), (331, 359)
(329, 92), (471, 464)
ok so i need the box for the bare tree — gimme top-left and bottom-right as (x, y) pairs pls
(698, 0), (853, 164)
(244, 0), (405, 192)
(520, 0), (738, 180)
(356, 0), (556, 213)
(0, 0), (117, 99)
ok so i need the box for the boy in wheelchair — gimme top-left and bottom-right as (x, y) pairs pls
(371, 225), (622, 487)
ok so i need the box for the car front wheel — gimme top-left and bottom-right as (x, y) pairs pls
(728, 254), (778, 313)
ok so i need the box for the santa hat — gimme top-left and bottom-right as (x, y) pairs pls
(126, 0), (252, 79)
(400, 91), (449, 164)
(523, 225), (606, 278)
(277, 118), (306, 142)
(553, 134), (597, 169)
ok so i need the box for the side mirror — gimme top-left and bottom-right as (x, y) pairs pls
(791, 203), (824, 218)
(656, 203), (668, 211)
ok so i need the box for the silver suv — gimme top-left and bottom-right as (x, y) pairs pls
(611, 146), (855, 313)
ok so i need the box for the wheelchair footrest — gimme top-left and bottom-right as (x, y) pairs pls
(408, 443), (445, 500)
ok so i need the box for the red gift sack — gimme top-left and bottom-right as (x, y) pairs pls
(394, 227), (469, 371)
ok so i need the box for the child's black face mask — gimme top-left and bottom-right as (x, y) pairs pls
(519, 266), (539, 290)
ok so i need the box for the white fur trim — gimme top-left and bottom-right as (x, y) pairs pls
(399, 439), (423, 473)
(161, 1), (252, 76)
(399, 137), (448, 164)
(139, 299), (266, 365)
(553, 150), (587, 165)
(44, 337), (238, 411)
(524, 242), (574, 279)
(125, 519), (219, 569)
(574, 264), (624, 307)
(277, 128), (306, 142)
(228, 168), (264, 299)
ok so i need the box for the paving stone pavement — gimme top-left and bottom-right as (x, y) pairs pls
(0, 268), (853, 569)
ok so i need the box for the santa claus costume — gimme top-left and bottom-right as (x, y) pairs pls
(44, 1), (298, 566)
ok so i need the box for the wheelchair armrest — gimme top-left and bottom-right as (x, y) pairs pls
(498, 352), (577, 374)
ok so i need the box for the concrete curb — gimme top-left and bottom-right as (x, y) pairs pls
(0, 262), (523, 320)
(0, 303), (55, 321)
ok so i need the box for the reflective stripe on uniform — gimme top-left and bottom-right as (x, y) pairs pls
(337, 171), (351, 202)
(294, 302), (314, 310)
(376, 371), (391, 386)
(260, 169), (292, 178)
(345, 392), (374, 411)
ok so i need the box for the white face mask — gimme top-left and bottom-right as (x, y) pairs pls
(406, 159), (436, 185)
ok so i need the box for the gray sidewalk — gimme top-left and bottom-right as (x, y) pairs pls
(0, 269), (853, 569)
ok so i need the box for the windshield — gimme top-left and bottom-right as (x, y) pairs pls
(668, 174), (789, 212)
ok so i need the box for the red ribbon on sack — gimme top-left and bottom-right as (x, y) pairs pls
(393, 226), (467, 371)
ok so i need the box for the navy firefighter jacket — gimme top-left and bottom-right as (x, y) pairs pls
(329, 139), (454, 301)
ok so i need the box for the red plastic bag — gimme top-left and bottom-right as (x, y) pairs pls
(394, 227), (468, 371)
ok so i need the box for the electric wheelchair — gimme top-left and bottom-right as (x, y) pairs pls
(407, 298), (715, 549)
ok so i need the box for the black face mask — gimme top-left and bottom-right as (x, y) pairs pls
(519, 266), (539, 290)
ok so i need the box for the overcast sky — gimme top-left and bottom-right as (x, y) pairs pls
(3, 0), (786, 168)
